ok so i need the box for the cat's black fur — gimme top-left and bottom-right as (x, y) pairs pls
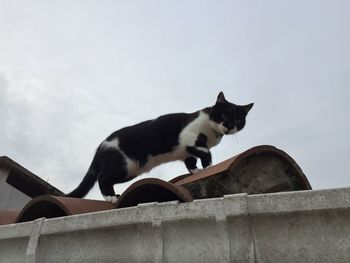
(67, 92), (253, 203)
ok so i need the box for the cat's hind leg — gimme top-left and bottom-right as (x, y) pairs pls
(98, 175), (119, 204)
(98, 149), (129, 204)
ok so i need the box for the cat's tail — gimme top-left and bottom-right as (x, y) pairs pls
(66, 153), (100, 198)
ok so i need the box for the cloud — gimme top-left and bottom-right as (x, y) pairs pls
(0, 0), (349, 200)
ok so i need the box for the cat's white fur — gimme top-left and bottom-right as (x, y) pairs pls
(100, 110), (226, 203)
(179, 111), (223, 148)
(103, 195), (118, 204)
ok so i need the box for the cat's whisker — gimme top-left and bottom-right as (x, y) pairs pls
(233, 133), (240, 145)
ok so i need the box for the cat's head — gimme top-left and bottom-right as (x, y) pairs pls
(209, 92), (253, 136)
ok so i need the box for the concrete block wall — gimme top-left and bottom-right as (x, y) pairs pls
(1, 187), (350, 263)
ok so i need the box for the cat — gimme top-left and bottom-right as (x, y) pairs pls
(67, 92), (253, 203)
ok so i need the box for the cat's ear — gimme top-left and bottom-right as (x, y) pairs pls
(216, 92), (227, 104)
(242, 103), (254, 113)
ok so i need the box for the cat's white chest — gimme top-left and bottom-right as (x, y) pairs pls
(178, 111), (221, 151)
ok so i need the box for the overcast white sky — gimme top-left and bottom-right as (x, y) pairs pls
(1, 0), (349, 200)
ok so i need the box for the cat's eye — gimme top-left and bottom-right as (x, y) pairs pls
(221, 114), (227, 120)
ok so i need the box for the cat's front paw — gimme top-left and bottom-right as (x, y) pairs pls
(190, 168), (203, 174)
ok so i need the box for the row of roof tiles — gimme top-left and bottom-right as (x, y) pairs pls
(0, 145), (311, 225)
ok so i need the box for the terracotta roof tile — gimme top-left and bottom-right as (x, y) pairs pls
(0, 145), (311, 225)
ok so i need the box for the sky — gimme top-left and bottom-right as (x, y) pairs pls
(0, 0), (349, 200)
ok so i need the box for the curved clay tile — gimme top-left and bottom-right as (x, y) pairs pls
(0, 210), (20, 225)
(115, 178), (193, 208)
(172, 145), (311, 199)
(16, 195), (114, 223)
(12, 145), (311, 224)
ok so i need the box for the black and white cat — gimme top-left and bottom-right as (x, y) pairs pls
(67, 92), (253, 203)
